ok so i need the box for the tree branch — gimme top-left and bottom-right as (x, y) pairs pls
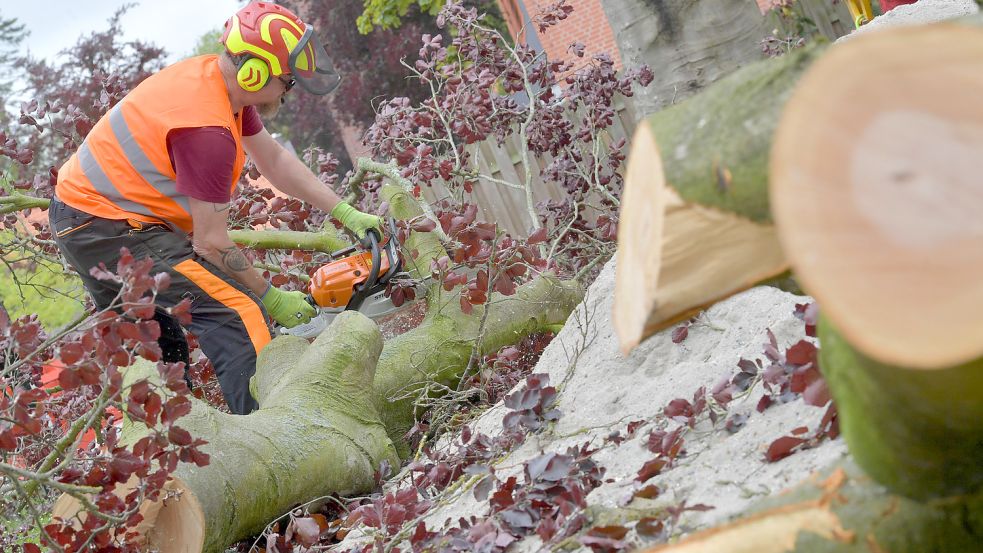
(0, 193), (50, 215)
(351, 158), (449, 241)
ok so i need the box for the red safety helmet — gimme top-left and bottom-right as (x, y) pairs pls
(221, 2), (340, 95)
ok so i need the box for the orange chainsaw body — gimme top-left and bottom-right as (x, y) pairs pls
(309, 248), (393, 309)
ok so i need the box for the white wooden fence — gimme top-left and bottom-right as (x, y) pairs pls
(418, 97), (639, 238)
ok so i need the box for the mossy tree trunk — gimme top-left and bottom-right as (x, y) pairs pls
(644, 459), (983, 553)
(51, 183), (583, 551)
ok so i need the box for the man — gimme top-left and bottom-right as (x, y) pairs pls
(47, 2), (379, 414)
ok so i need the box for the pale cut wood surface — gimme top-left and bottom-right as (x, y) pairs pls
(614, 123), (666, 352)
(770, 23), (983, 369)
(614, 124), (787, 354)
(52, 476), (205, 552)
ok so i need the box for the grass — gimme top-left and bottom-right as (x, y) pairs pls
(0, 230), (86, 331)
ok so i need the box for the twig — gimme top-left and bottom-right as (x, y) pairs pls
(0, 193), (50, 215)
(351, 158), (449, 242)
(1, 308), (92, 379)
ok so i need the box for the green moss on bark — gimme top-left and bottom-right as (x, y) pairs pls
(818, 317), (983, 500)
(121, 312), (399, 552)
(372, 276), (584, 457)
(645, 44), (826, 223)
(750, 459), (983, 552)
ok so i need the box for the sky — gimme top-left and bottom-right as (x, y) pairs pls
(2, 1), (243, 65)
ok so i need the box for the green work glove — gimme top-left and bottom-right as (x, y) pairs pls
(261, 285), (316, 328)
(330, 201), (383, 240)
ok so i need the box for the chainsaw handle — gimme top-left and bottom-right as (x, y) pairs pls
(360, 228), (382, 293)
(350, 220), (400, 313)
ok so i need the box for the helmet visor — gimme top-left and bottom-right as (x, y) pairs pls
(288, 27), (341, 95)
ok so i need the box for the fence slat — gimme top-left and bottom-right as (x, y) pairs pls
(423, 98), (638, 238)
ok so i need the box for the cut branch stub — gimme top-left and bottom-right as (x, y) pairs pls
(770, 19), (983, 500)
(614, 45), (826, 354)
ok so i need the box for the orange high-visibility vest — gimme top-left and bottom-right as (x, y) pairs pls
(56, 55), (246, 233)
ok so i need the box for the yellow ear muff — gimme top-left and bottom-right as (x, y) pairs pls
(236, 56), (271, 92)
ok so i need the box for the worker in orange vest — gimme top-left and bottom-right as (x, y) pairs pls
(49, 2), (381, 414)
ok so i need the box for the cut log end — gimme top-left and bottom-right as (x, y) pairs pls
(51, 476), (205, 552)
(614, 123), (666, 354)
(771, 23), (983, 369)
(615, 125), (788, 355)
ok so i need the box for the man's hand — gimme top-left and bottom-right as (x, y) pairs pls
(262, 286), (316, 328)
(330, 201), (383, 240)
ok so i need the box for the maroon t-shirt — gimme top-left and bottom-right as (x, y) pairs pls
(167, 105), (263, 203)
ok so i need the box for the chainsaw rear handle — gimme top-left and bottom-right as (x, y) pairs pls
(360, 228), (383, 295)
(349, 218), (401, 311)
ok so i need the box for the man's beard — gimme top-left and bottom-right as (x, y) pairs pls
(257, 98), (281, 119)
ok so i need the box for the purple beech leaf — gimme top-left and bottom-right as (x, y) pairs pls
(474, 475), (495, 501)
(765, 436), (807, 462)
(803, 378), (831, 407)
(526, 452), (573, 482)
(725, 414), (748, 434)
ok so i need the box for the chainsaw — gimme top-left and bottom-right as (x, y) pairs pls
(280, 218), (424, 339)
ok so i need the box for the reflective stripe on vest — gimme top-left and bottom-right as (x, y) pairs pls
(105, 106), (192, 217)
(55, 56), (243, 232)
(76, 136), (159, 221)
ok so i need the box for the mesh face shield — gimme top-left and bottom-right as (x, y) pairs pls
(288, 27), (341, 95)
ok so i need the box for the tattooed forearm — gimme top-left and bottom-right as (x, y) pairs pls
(219, 246), (251, 272)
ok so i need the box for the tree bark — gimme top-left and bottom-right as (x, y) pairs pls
(52, 312), (394, 552)
(600, 0), (771, 118)
(819, 318), (983, 501)
(643, 458), (983, 553)
(613, 43), (825, 354)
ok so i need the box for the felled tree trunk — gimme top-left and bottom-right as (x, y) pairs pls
(52, 312), (396, 552)
(52, 280), (581, 552)
(51, 183), (583, 551)
(613, 43), (826, 354)
(644, 459), (983, 553)
(770, 19), (983, 500)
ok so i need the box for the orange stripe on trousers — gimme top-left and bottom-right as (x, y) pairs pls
(173, 259), (271, 354)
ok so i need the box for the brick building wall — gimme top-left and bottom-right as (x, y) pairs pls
(497, 0), (623, 70)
